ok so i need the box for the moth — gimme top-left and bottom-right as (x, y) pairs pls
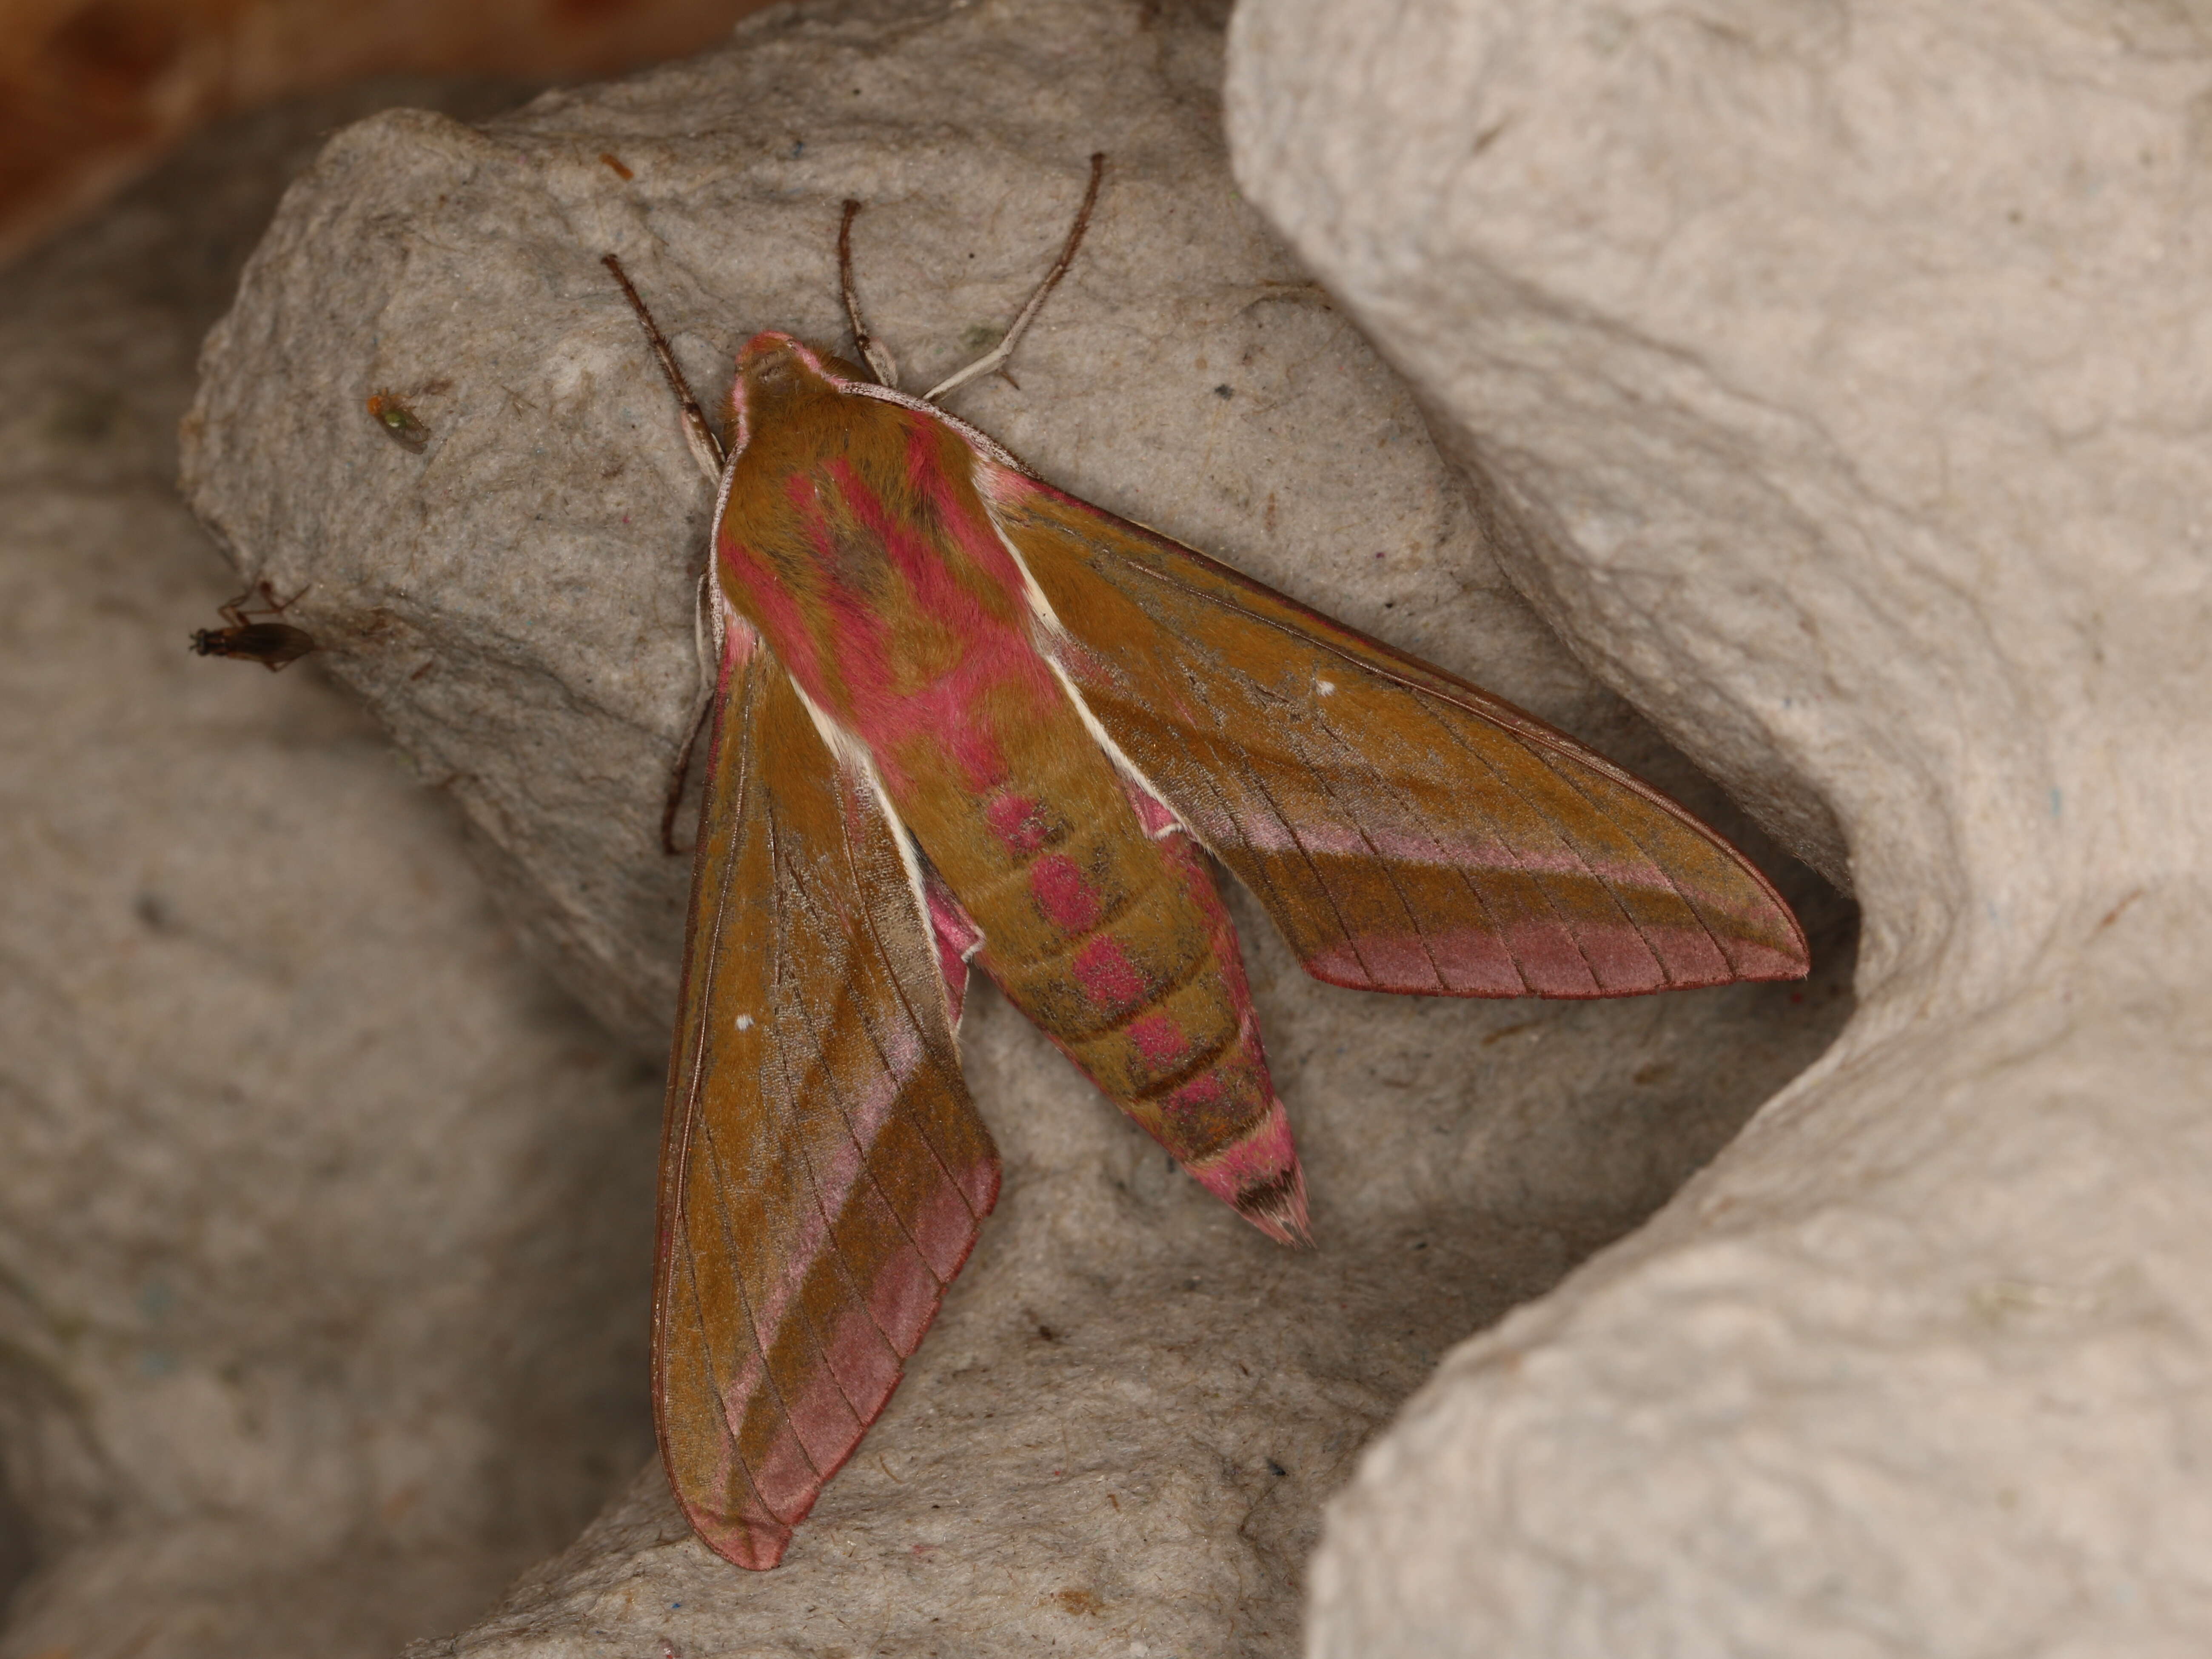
(607, 154), (1807, 1571)
(190, 582), (315, 671)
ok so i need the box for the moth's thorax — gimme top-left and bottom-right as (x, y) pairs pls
(712, 356), (1058, 798)
(706, 340), (1286, 1182)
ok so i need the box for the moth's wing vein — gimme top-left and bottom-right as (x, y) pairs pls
(1172, 657), (1431, 988)
(1108, 559), (1644, 987)
(1287, 676), (1539, 992)
(1122, 644), (1361, 921)
(1110, 549), (1791, 982)
(825, 771), (994, 1231)
(985, 470), (1806, 997)
(654, 639), (996, 1572)
(750, 827), (909, 1417)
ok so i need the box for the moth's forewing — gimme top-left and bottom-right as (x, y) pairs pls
(983, 472), (1809, 998)
(656, 619), (998, 1571)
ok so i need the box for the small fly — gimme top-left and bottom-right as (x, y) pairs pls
(190, 582), (316, 672)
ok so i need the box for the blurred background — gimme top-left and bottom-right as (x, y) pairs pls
(0, 0), (778, 262)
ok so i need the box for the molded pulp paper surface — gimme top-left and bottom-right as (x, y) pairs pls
(2, 3), (1857, 1656)
(1228, 1), (2212, 1653)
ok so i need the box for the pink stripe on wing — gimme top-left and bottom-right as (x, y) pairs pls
(907, 1160), (979, 1282)
(776, 1344), (867, 1471)
(819, 1299), (905, 1426)
(738, 1409), (826, 1526)
(868, 1240), (943, 1357)
(734, 1018), (941, 1434)
(1639, 921), (1731, 983)
(949, 1146), (1000, 1219)
(1501, 921), (1607, 997)
(1305, 934), (1526, 997)
(690, 1498), (793, 1571)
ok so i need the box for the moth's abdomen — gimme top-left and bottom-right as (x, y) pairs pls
(892, 705), (1308, 1243)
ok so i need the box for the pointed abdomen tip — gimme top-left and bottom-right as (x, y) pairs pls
(1234, 1164), (1311, 1247)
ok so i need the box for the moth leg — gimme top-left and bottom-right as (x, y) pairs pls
(603, 252), (735, 852)
(838, 200), (902, 390)
(659, 573), (726, 855)
(601, 253), (726, 484)
(923, 152), (1106, 404)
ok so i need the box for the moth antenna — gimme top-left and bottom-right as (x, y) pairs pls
(924, 151), (1106, 403)
(601, 253), (726, 483)
(839, 199), (902, 390)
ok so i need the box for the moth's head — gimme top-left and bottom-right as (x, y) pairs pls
(735, 331), (841, 397)
(728, 331), (849, 454)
